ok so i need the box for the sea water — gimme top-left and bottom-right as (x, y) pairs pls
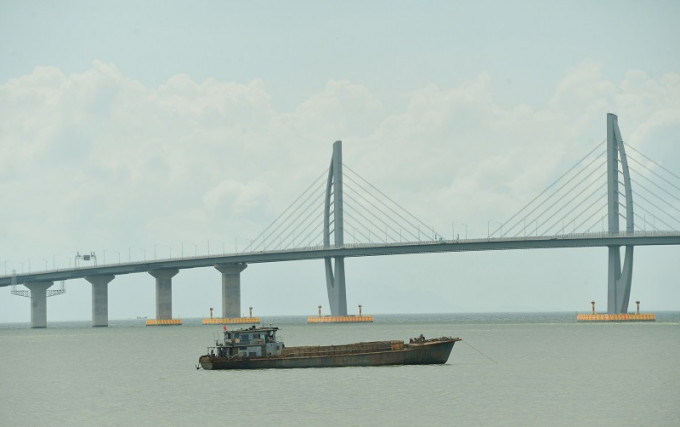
(1, 313), (678, 426)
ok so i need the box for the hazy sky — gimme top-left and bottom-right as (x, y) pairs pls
(1, 1), (679, 323)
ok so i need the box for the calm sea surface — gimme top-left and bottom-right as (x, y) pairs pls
(1, 312), (678, 426)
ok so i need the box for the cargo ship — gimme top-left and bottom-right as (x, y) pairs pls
(198, 325), (460, 370)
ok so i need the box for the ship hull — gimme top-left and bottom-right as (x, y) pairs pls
(199, 339), (459, 370)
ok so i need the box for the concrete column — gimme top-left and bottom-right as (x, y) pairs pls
(149, 269), (178, 320)
(215, 263), (247, 318)
(24, 281), (53, 328)
(85, 274), (115, 327)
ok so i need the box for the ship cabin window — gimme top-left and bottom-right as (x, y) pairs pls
(234, 333), (256, 344)
(230, 332), (245, 343)
(225, 329), (279, 345)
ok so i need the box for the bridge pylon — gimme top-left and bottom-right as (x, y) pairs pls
(324, 141), (348, 316)
(607, 113), (634, 314)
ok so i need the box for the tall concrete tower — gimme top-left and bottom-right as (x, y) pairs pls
(606, 113), (634, 314)
(323, 141), (348, 315)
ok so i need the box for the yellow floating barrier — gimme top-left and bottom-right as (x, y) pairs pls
(576, 313), (655, 322)
(145, 318), (183, 326)
(307, 315), (374, 323)
(202, 317), (261, 325)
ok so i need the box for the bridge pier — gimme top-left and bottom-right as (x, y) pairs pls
(85, 274), (115, 327)
(150, 269), (178, 320)
(215, 263), (247, 318)
(25, 281), (53, 328)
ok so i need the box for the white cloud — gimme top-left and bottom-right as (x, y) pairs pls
(203, 178), (271, 217)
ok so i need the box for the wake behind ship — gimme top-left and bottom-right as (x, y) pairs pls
(198, 325), (460, 370)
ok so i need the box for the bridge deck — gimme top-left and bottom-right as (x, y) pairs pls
(2, 232), (679, 287)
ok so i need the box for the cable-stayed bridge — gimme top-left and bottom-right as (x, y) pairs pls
(2, 114), (679, 327)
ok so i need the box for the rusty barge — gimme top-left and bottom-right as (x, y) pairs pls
(198, 325), (460, 370)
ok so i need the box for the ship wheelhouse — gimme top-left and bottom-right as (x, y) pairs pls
(211, 326), (283, 358)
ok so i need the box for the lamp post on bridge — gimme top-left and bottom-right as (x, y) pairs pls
(155, 244), (172, 260)
(452, 222), (468, 240)
(128, 247), (146, 262)
(560, 220), (576, 236)
(488, 221), (503, 238)
(208, 239), (226, 255)
(525, 220), (538, 237)
(180, 241), (197, 257)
